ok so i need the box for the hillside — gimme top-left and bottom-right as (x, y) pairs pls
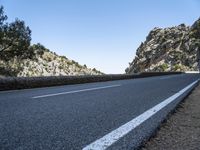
(0, 6), (102, 77)
(0, 44), (103, 77)
(126, 18), (200, 73)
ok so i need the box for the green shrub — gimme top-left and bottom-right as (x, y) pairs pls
(160, 63), (168, 71)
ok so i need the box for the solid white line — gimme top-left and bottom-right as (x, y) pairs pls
(185, 71), (200, 73)
(32, 84), (121, 99)
(83, 79), (199, 150)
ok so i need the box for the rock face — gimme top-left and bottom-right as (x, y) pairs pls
(0, 47), (103, 77)
(126, 18), (200, 74)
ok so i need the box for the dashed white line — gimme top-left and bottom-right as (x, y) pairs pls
(160, 76), (173, 79)
(160, 74), (185, 80)
(83, 79), (199, 150)
(32, 84), (121, 99)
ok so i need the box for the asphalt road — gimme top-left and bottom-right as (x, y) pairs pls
(0, 74), (199, 150)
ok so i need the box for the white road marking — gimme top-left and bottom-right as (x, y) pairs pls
(83, 79), (199, 150)
(160, 76), (173, 79)
(185, 71), (200, 73)
(32, 84), (121, 99)
(160, 74), (185, 80)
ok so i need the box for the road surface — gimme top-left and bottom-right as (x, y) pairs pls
(0, 74), (199, 150)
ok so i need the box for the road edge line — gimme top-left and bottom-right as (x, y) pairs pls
(83, 79), (199, 150)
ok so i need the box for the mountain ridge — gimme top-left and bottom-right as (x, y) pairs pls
(126, 18), (200, 74)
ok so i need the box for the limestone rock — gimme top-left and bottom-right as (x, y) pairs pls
(126, 18), (200, 73)
(0, 47), (103, 77)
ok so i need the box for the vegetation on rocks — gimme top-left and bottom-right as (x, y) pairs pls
(0, 6), (102, 77)
(126, 18), (200, 73)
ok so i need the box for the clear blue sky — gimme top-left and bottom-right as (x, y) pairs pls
(1, 0), (200, 73)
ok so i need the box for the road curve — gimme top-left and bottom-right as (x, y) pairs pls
(0, 74), (199, 150)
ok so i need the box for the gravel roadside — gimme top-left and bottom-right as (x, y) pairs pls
(141, 83), (200, 150)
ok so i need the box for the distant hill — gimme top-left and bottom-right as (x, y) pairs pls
(0, 5), (102, 77)
(126, 18), (200, 73)
(0, 44), (103, 77)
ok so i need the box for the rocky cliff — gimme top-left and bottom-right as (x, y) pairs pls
(0, 45), (102, 77)
(126, 18), (200, 74)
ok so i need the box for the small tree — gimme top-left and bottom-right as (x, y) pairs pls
(31, 43), (46, 51)
(0, 6), (32, 60)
